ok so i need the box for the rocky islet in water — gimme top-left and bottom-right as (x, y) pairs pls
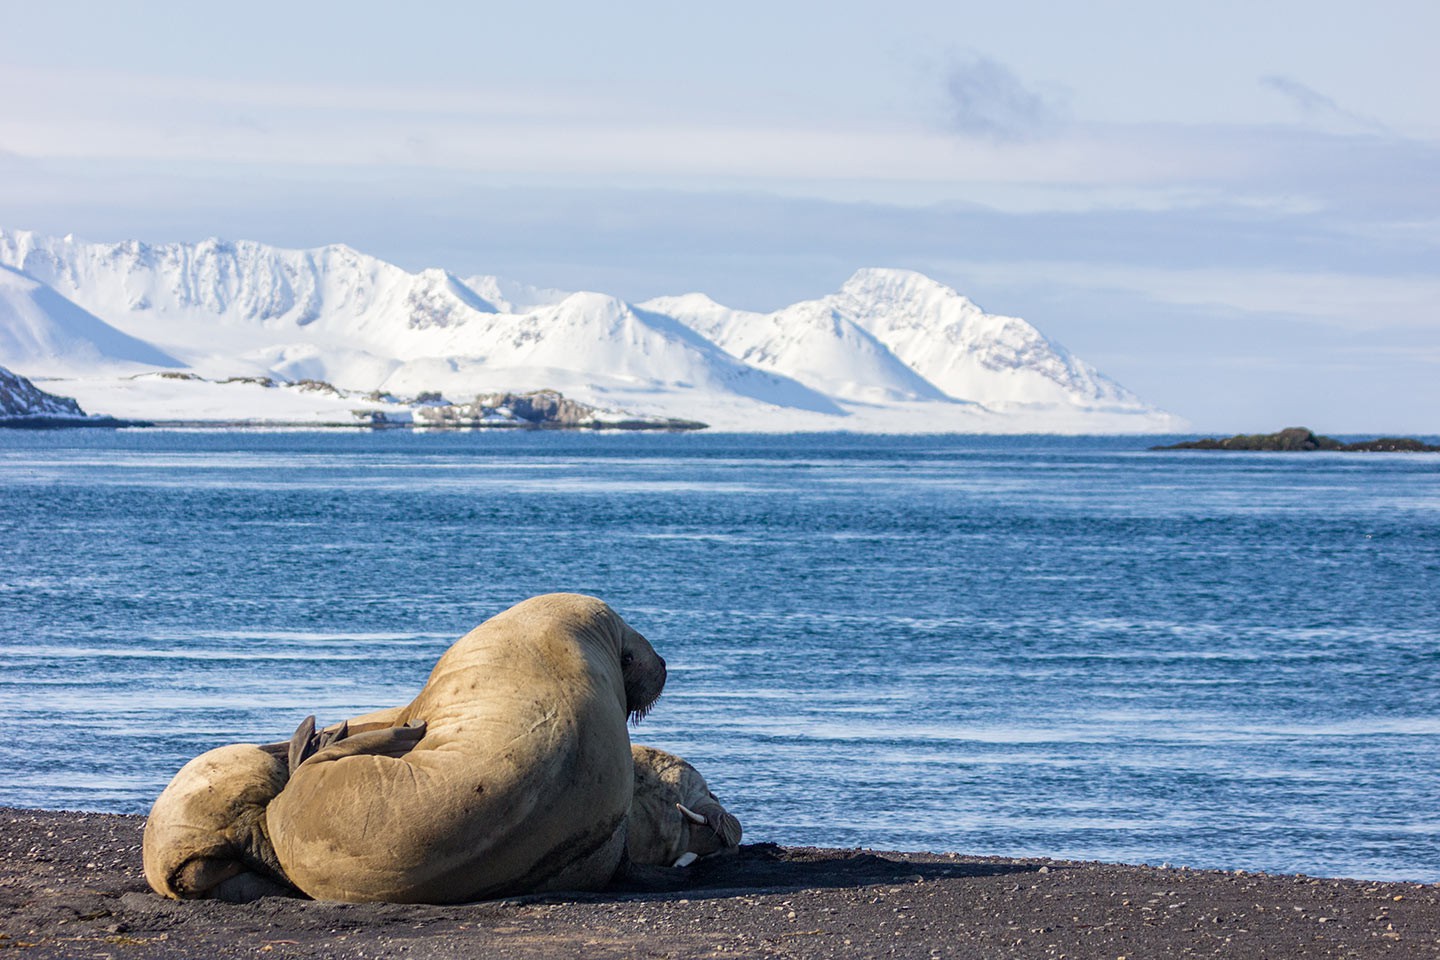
(1153, 426), (1440, 452)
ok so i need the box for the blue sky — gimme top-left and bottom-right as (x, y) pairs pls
(2, 0), (1436, 430)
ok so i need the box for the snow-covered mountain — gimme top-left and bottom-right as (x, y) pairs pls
(0, 228), (1181, 432)
(0, 264), (181, 374)
(645, 268), (1141, 412)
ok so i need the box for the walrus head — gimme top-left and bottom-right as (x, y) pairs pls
(497, 593), (666, 723)
(620, 623), (666, 722)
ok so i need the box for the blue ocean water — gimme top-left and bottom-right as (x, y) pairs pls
(1, 430), (1437, 882)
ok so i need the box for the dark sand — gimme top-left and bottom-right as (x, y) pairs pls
(3, 808), (1437, 958)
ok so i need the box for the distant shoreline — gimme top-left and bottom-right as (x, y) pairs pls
(0, 417), (706, 432)
(0, 415), (152, 430)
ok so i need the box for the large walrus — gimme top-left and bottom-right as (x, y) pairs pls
(627, 744), (742, 867)
(264, 593), (666, 903)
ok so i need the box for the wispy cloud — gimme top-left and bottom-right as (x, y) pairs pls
(939, 259), (1440, 332)
(942, 54), (1064, 142)
(1260, 75), (1389, 134)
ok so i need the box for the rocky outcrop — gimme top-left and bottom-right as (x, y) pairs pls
(1154, 427), (1439, 452)
(413, 389), (706, 431)
(1337, 436), (1440, 452)
(0, 364), (87, 419)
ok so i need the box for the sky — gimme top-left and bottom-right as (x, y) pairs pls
(1, 0), (1437, 431)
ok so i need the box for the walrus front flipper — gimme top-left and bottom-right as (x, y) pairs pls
(171, 856), (244, 897)
(211, 869), (298, 903)
(172, 856), (298, 903)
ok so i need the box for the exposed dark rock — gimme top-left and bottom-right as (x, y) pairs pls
(414, 389), (707, 431)
(480, 389), (599, 426)
(0, 365), (149, 428)
(349, 410), (408, 427)
(0, 365), (87, 419)
(1154, 427), (1439, 452)
(1340, 437), (1440, 452)
(291, 379), (342, 395)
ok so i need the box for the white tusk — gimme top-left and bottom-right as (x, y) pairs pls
(675, 803), (707, 825)
(672, 852), (699, 868)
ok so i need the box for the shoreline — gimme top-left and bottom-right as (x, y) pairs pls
(4, 808), (1437, 958)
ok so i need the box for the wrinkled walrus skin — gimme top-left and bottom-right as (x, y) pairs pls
(265, 593), (667, 904)
(627, 744), (742, 867)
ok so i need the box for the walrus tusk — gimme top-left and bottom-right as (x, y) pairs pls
(672, 852), (699, 867)
(676, 803), (707, 825)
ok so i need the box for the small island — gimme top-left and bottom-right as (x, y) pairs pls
(1153, 426), (1440, 453)
(413, 389), (708, 431)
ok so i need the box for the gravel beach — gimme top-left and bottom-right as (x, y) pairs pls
(3, 807), (1436, 959)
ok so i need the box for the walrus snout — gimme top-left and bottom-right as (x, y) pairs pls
(622, 632), (666, 722)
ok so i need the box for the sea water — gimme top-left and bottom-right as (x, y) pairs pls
(1, 430), (1437, 882)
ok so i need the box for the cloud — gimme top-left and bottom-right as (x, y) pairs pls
(939, 258), (1440, 332)
(942, 54), (1064, 142)
(1260, 75), (1389, 134)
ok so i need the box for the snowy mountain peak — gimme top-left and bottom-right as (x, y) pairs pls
(837, 267), (985, 333)
(841, 267), (976, 308)
(821, 268), (1138, 409)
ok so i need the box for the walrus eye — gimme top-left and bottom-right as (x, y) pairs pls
(620, 652), (634, 667)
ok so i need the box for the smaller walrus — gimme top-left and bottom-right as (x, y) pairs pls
(142, 743), (292, 901)
(627, 744), (742, 867)
(142, 713), (423, 901)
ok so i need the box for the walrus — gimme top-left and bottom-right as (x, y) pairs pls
(264, 593), (666, 903)
(627, 744), (742, 867)
(141, 711), (422, 901)
(141, 743), (293, 901)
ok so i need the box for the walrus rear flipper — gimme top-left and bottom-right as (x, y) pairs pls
(294, 721), (427, 769)
(287, 715), (359, 773)
(288, 715), (317, 773)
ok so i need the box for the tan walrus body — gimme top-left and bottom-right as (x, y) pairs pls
(141, 743), (294, 901)
(265, 593), (666, 903)
(142, 707), (414, 901)
(627, 744), (742, 867)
